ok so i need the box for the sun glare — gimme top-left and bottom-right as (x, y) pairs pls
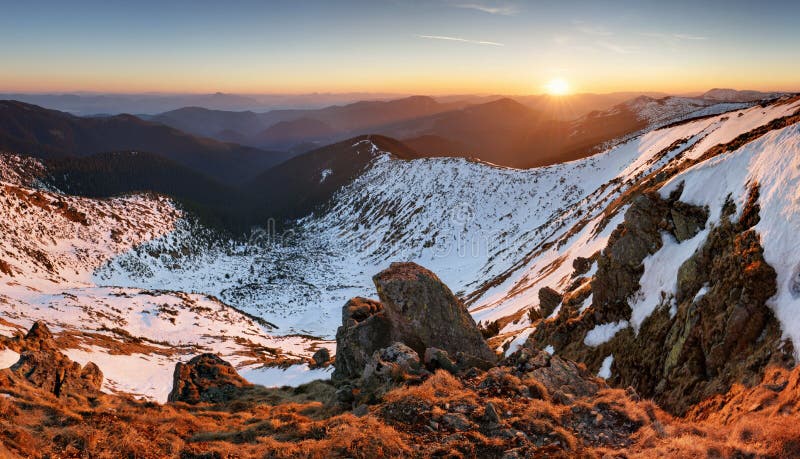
(544, 78), (570, 96)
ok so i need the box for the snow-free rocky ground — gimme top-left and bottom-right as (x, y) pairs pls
(3, 95), (800, 401)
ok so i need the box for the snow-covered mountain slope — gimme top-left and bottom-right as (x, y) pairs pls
(659, 120), (800, 347)
(0, 159), (332, 401)
(6, 95), (798, 404)
(97, 97), (800, 347)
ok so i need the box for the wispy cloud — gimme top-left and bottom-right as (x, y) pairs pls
(572, 20), (614, 37)
(416, 34), (504, 46)
(451, 2), (518, 15)
(641, 32), (708, 41)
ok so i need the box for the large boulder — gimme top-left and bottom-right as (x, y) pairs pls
(373, 262), (497, 365)
(8, 321), (103, 397)
(168, 353), (250, 404)
(332, 297), (397, 383)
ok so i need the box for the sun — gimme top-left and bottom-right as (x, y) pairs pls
(544, 78), (570, 96)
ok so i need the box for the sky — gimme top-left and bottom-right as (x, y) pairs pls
(1, 0), (798, 95)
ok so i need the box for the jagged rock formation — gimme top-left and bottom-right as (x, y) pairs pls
(334, 262), (496, 385)
(168, 353), (251, 404)
(526, 185), (795, 414)
(4, 321), (103, 398)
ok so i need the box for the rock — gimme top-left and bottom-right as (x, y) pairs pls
(670, 203), (707, 242)
(352, 404), (369, 417)
(484, 401), (502, 424)
(359, 343), (427, 403)
(80, 362), (104, 389)
(332, 297), (395, 383)
(311, 348), (331, 367)
(24, 320), (57, 351)
(538, 287), (563, 317)
(334, 263), (497, 384)
(8, 321), (103, 398)
(527, 354), (602, 399)
(442, 413), (472, 431)
(168, 353), (250, 404)
(572, 257), (592, 276)
(424, 347), (458, 374)
(342, 296), (383, 324)
(373, 262), (497, 365)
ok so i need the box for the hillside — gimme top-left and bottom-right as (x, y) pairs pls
(2, 92), (800, 456)
(378, 96), (748, 168)
(94, 96), (798, 347)
(0, 156), (331, 401)
(0, 100), (290, 184)
(152, 96), (464, 150)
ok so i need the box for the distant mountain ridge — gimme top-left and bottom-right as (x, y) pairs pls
(148, 91), (767, 167)
(702, 88), (782, 102)
(0, 100), (290, 184)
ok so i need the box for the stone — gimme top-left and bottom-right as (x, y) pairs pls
(442, 412), (471, 431)
(359, 343), (427, 403)
(538, 287), (563, 318)
(527, 354), (602, 399)
(168, 353), (250, 404)
(332, 297), (395, 383)
(311, 348), (331, 367)
(372, 262), (497, 364)
(572, 257), (593, 276)
(9, 321), (103, 398)
(352, 404), (369, 417)
(424, 347), (458, 374)
(484, 401), (502, 424)
(334, 263), (497, 385)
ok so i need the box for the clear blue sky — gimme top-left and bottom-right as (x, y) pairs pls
(1, 0), (798, 94)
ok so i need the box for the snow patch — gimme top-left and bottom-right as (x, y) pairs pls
(0, 349), (19, 369)
(319, 168), (332, 183)
(584, 321), (629, 347)
(504, 327), (534, 356)
(598, 354), (614, 379)
(240, 365), (333, 388)
(629, 231), (707, 331)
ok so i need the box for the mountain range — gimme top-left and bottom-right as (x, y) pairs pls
(1, 88), (799, 456)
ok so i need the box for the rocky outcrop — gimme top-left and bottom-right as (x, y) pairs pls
(632, 187), (793, 414)
(525, 185), (792, 415)
(7, 321), (103, 397)
(333, 263), (496, 385)
(333, 263), (498, 405)
(168, 353), (250, 404)
(372, 262), (497, 364)
(505, 348), (604, 402)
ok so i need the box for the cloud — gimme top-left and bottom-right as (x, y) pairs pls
(572, 20), (614, 37)
(451, 2), (518, 15)
(641, 32), (709, 41)
(416, 34), (504, 46)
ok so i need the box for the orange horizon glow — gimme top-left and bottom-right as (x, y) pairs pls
(2, 2), (799, 98)
(2, 74), (798, 97)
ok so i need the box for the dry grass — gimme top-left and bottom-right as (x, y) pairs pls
(3, 354), (800, 458)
